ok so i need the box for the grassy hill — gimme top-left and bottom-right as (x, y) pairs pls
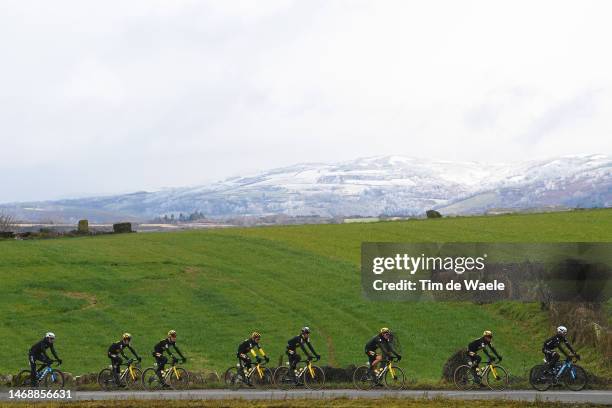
(1, 209), (610, 382)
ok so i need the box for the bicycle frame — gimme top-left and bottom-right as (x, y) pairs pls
(554, 357), (577, 380)
(483, 361), (501, 380)
(120, 361), (140, 383)
(245, 363), (266, 380)
(37, 364), (57, 382)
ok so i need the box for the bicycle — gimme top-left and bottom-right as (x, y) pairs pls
(142, 357), (189, 390)
(224, 360), (273, 389)
(98, 359), (143, 390)
(529, 355), (587, 391)
(274, 357), (325, 390)
(454, 358), (508, 391)
(14, 361), (64, 389)
(353, 357), (405, 390)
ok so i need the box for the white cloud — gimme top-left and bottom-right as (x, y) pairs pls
(0, 0), (610, 202)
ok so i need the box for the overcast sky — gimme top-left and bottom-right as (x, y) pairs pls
(1, 0), (611, 202)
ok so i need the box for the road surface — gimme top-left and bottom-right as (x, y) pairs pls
(2, 389), (611, 404)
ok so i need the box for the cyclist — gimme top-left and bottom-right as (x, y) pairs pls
(467, 330), (502, 384)
(365, 327), (401, 383)
(108, 333), (141, 385)
(152, 330), (186, 387)
(542, 326), (578, 374)
(28, 332), (62, 387)
(236, 331), (269, 385)
(287, 327), (321, 383)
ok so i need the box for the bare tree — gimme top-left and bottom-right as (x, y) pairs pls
(0, 211), (16, 232)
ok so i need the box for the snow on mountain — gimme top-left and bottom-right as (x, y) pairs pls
(2, 154), (610, 222)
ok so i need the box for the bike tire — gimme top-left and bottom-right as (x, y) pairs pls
(384, 365), (405, 390)
(142, 367), (162, 391)
(454, 365), (478, 390)
(529, 364), (551, 392)
(485, 365), (508, 391)
(304, 365), (325, 390)
(125, 367), (143, 390)
(224, 366), (242, 390)
(97, 368), (116, 391)
(562, 365), (588, 391)
(14, 370), (32, 388)
(43, 369), (64, 389)
(273, 366), (294, 390)
(251, 367), (273, 388)
(352, 365), (374, 390)
(169, 367), (189, 390)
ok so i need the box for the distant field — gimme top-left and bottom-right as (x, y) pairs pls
(1, 209), (610, 381)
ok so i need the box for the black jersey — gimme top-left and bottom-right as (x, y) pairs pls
(108, 341), (139, 358)
(287, 335), (317, 355)
(543, 334), (575, 353)
(29, 338), (58, 359)
(153, 338), (184, 358)
(237, 338), (260, 354)
(467, 336), (500, 359)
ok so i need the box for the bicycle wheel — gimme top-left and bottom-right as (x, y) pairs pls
(352, 365), (374, 390)
(529, 364), (551, 391)
(169, 367), (189, 389)
(142, 367), (162, 390)
(224, 366), (243, 389)
(125, 367), (143, 389)
(251, 367), (273, 388)
(304, 365), (325, 390)
(485, 365), (508, 391)
(44, 370), (65, 389)
(454, 365), (478, 390)
(384, 365), (405, 390)
(97, 368), (116, 390)
(562, 365), (587, 391)
(14, 370), (33, 388)
(273, 366), (294, 390)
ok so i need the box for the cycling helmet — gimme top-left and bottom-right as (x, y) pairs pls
(122, 333), (132, 340)
(483, 330), (493, 337)
(557, 326), (568, 336)
(380, 327), (390, 334)
(301, 327), (311, 334)
(251, 331), (261, 339)
(45, 332), (56, 339)
(168, 330), (177, 337)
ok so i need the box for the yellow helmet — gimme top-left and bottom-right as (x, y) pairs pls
(168, 330), (177, 337)
(251, 331), (261, 339)
(122, 333), (132, 340)
(380, 327), (390, 334)
(483, 330), (493, 337)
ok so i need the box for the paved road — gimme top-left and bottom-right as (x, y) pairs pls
(2, 389), (611, 404)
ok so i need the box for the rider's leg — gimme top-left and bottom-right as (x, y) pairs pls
(544, 350), (559, 371)
(155, 355), (168, 384)
(29, 354), (38, 386)
(468, 353), (481, 380)
(288, 352), (301, 381)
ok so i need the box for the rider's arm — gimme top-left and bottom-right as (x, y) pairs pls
(172, 344), (185, 359)
(127, 345), (140, 360)
(299, 342), (313, 358)
(562, 338), (576, 355)
(257, 345), (267, 357)
(49, 344), (60, 361)
(488, 344), (501, 360)
(306, 341), (318, 356)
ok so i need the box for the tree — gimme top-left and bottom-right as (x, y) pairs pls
(0, 211), (16, 232)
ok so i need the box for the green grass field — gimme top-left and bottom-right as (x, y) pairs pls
(1, 209), (611, 381)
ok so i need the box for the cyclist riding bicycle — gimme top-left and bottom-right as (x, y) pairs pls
(287, 327), (321, 383)
(364, 328), (401, 382)
(542, 326), (578, 373)
(152, 330), (186, 387)
(236, 331), (269, 384)
(108, 333), (141, 385)
(467, 330), (502, 384)
(28, 332), (62, 387)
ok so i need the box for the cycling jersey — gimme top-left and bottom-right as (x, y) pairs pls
(543, 334), (575, 354)
(238, 338), (262, 355)
(365, 334), (399, 357)
(153, 338), (184, 359)
(287, 335), (317, 356)
(467, 336), (500, 360)
(29, 338), (59, 360)
(108, 341), (139, 359)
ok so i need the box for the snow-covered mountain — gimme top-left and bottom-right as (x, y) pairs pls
(2, 154), (610, 222)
